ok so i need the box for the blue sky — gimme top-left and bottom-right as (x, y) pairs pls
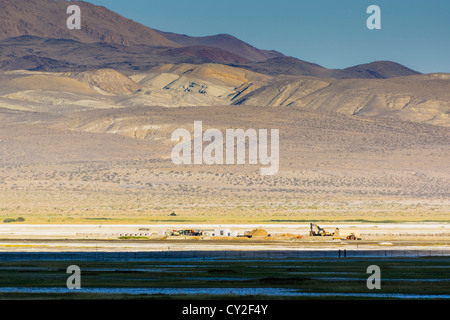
(86, 0), (450, 73)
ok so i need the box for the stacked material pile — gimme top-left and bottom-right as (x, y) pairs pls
(245, 228), (269, 238)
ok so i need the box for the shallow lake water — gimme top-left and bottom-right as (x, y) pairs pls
(0, 287), (449, 299)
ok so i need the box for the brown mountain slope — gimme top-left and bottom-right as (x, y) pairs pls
(70, 69), (141, 95)
(163, 46), (251, 64)
(339, 61), (421, 79)
(233, 57), (421, 79)
(0, 0), (178, 47)
(2, 66), (447, 127)
(158, 31), (284, 62)
(231, 57), (333, 78)
(0, 36), (421, 80)
(233, 73), (450, 126)
(0, 1), (421, 79)
(117, 63), (271, 107)
(0, 1), (421, 80)
(0, 36), (249, 72)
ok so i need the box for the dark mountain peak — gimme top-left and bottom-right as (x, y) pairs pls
(340, 61), (421, 79)
(0, 0), (178, 47)
(0, 0), (421, 79)
(157, 30), (284, 62)
(234, 57), (420, 79)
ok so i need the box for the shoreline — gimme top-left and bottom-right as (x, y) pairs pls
(1, 223), (448, 253)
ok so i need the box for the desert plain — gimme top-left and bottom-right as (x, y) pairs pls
(0, 0), (449, 300)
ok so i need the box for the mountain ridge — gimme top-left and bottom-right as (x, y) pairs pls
(232, 57), (421, 79)
(0, 0), (178, 47)
(156, 31), (285, 62)
(0, 0), (447, 128)
(0, 0), (422, 79)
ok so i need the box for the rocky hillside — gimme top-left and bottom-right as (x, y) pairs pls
(158, 31), (284, 62)
(0, 0), (177, 47)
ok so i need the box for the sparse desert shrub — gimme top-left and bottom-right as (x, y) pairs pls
(16, 217), (25, 222)
(170, 212), (177, 216)
(3, 218), (16, 223)
(118, 236), (149, 240)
